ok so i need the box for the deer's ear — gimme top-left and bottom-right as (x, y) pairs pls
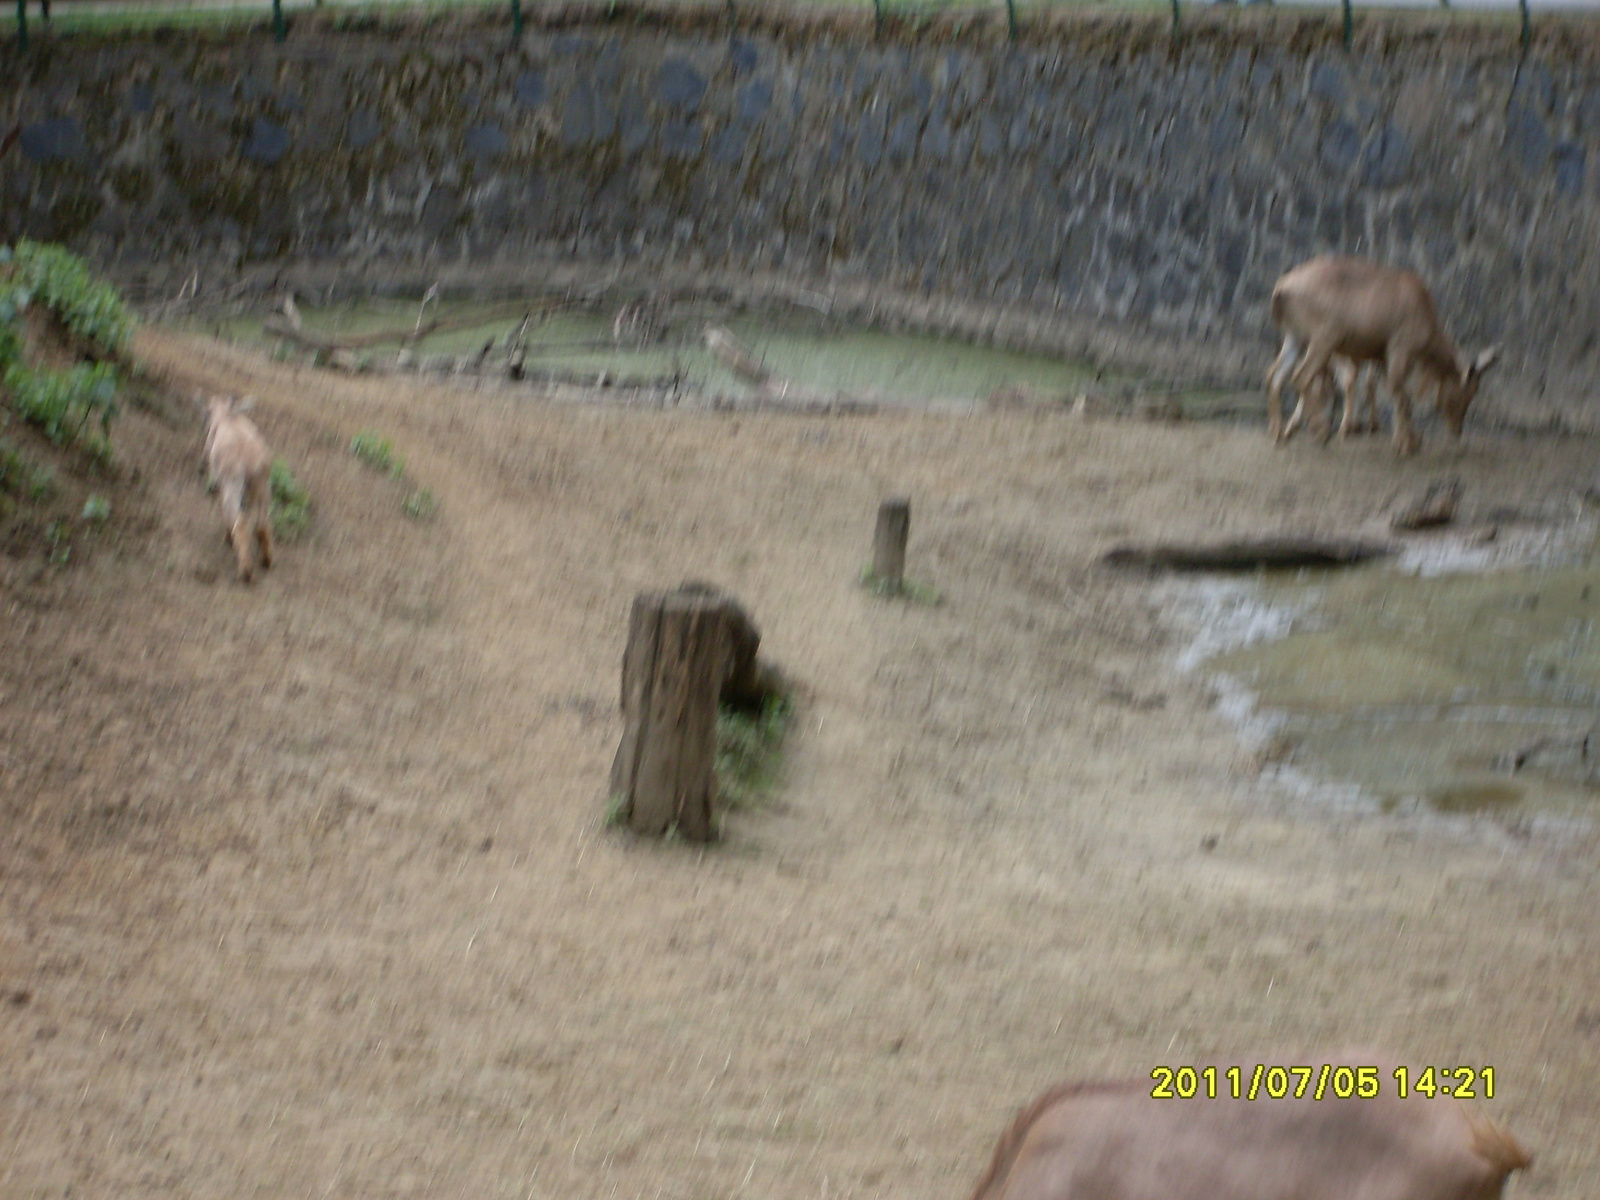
(236, 395), (258, 414)
(1468, 346), (1501, 379)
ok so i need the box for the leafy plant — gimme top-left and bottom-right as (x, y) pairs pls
(269, 459), (311, 541)
(402, 487), (439, 522)
(350, 430), (403, 477)
(6, 240), (133, 357)
(715, 693), (794, 811)
(81, 494), (111, 523)
(1, 243), (131, 453)
(3, 360), (119, 449)
(603, 792), (629, 828)
(0, 440), (54, 501)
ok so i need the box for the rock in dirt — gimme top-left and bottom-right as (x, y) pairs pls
(1391, 478), (1462, 531)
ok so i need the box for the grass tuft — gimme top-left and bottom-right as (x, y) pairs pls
(350, 430), (403, 477)
(716, 692), (794, 811)
(859, 566), (943, 606)
(402, 487), (440, 522)
(270, 459), (312, 541)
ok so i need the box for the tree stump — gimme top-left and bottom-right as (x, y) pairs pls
(609, 585), (758, 841)
(872, 498), (910, 592)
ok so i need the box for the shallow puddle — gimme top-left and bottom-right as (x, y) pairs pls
(1199, 533), (1600, 820)
(190, 297), (1248, 415)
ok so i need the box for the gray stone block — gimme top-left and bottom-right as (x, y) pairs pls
(464, 123), (508, 161)
(736, 78), (773, 126)
(1505, 102), (1552, 172)
(1554, 142), (1586, 197)
(709, 126), (746, 166)
(887, 114), (919, 163)
(658, 119), (703, 160)
(516, 70), (545, 108)
(20, 118), (87, 163)
(1319, 118), (1361, 175)
(347, 110), (381, 151)
(858, 110), (886, 168)
(242, 118), (291, 165)
(1361, 123), (1410, 188)
(921, 118), (952, 161)
(659, 59), (707, 112)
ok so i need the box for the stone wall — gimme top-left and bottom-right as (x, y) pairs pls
(6, 7), (1600, 414)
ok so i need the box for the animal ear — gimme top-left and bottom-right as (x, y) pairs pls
(1469, 346), (1501, 379)
(236, 395), (258, 413)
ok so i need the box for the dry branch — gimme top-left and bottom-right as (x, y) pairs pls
(262, 301), (533, 352)
(704, 326), (771, 385)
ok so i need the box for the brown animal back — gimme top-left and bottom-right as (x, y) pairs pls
(966, 1081), (1142, 1200)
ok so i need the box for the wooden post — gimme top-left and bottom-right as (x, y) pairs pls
(610, 588), (740, 841)
(872, 498), (910, 593)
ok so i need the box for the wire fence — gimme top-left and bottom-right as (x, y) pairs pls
(3, 0), (1558, 54)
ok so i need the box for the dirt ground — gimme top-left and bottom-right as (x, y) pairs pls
(2, 327), (1598, 1200)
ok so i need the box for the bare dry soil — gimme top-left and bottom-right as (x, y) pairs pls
(2, 329), (1597, 1200)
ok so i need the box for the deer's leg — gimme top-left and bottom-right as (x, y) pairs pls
(246, 470), (273, 570)
(1386, 359), (1421, 457)
(231, 515), (255, 582)
(1266, 335), (1300, 443)
(1308, 369), (1337, 444)
(1283, 396), (1306, 440)
(257, 516), (274, 570)
(1289, 339), (1337, 445)
(1335, 359), (1360, 440)
(1360, 366), (1380, 434)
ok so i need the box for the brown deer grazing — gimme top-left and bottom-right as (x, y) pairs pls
(1267, 256), (1499, 456)
(969, 1055), (1530, 1200)
(201, 394), (274, 583)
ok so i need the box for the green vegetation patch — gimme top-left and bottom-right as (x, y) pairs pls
(0, 242), (133, 457)
(269, 459), (312, 541)
(859, 565), (943, 606)
(350, 430), (403, 477)
(0, 440), (55, 503)
(7, 241), (133, 357)
(715, 692), (794, 811)
(402, 487), (439, 522)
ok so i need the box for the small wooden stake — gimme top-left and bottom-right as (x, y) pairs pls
(872, 498), (910, 593)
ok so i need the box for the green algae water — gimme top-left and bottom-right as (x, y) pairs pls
(1203, 534), (1600, 819)
(194, 298), (1247, 414)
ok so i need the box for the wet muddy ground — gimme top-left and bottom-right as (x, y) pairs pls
(1199, 518), (1600, 824)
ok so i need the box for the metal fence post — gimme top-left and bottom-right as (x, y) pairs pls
(272, 0), (285, 42)
(15, 0), (28, 53)
(511, 0), (523, 37)
(1006, 0), (1017, 42)
(873, 0), (882, 38)
(1341, 0), (1352, 49)
(1519, 0), (1531, 52)
(1170, 0), (1179, 41)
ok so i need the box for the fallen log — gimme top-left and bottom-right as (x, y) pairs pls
(1102, 537), (1392, 573)
(704, 326), (771, 386)
(264, 313), (444, 351)
(262, 301), (538, 353)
